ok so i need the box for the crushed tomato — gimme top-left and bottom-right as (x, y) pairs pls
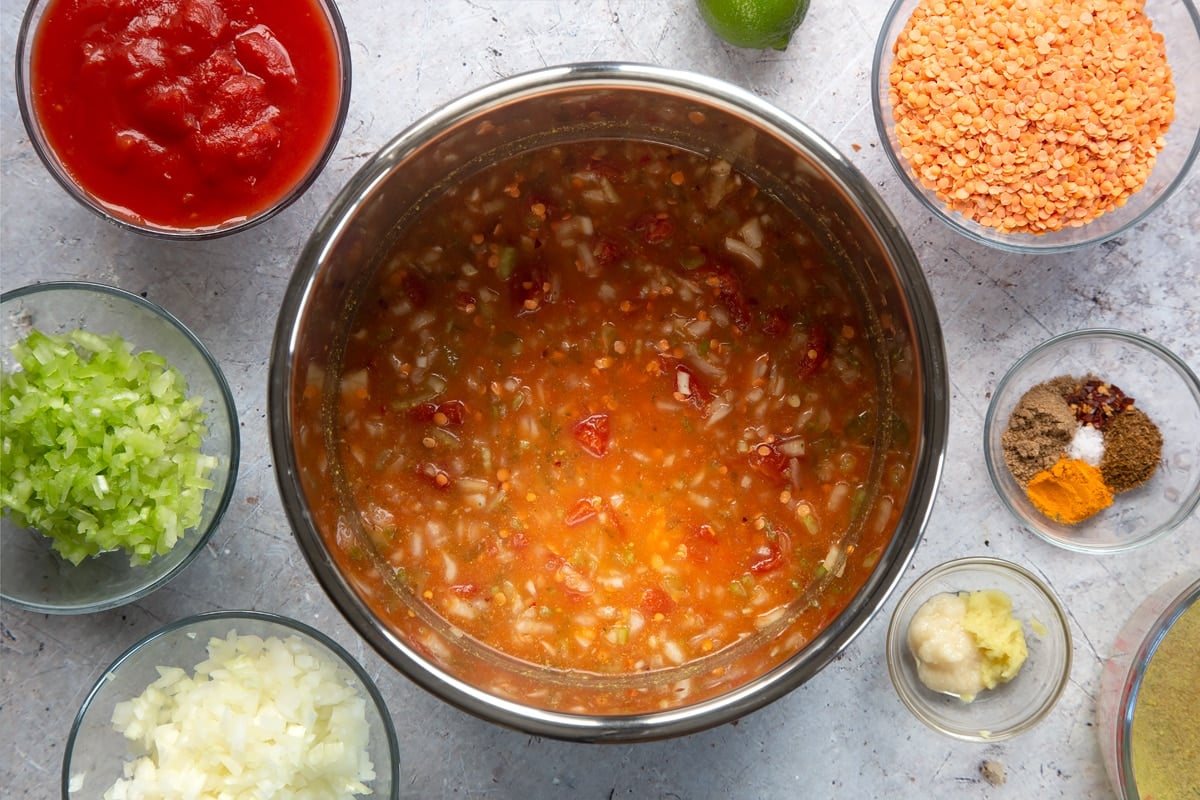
(29, 0), (343, 231)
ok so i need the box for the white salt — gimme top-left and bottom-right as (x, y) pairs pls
(1068, 424), (1105, 466)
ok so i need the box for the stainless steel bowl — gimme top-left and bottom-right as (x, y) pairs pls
(269, 63), (948, 741)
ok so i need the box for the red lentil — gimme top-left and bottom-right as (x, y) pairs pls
(888, 0), (1176, 234)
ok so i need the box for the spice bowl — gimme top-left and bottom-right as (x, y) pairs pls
(63, 610), (400, 798)
(885, 557), (1072, 742)
(984, 329), (1200, 553)
(1, 282), (239, 613)
(871, 0), (1200, 253)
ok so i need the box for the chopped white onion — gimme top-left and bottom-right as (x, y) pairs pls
(102, 631), (377, 800)
(724, 236), (764, 268)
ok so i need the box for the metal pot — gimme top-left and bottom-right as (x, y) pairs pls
(269, 63), (948, 742)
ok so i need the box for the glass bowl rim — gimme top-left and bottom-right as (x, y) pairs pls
(869, 0), (1200, 254)
(885, 555), (1073, 742)
(982, 327), (1200, 554)
(13, 0), (354, 240)
(60, 609), (402, 799)
(0, 280), (241, 613)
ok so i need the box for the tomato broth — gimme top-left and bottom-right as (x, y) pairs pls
(311, 139), (917, 711)
(29, 0), (344, 232)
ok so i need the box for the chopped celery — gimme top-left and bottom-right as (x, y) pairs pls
(0, 328), (215, 565)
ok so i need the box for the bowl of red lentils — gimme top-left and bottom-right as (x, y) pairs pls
(871, 0), (1200, 253)
(983, 329), (1200, 552)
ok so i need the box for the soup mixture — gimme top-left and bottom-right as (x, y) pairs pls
(329, 139), (903, 682)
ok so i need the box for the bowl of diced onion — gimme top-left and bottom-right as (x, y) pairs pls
(63, 610), (400, 799)
(1, 282), (239, 613)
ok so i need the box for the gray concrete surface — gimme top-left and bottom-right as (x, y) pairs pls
(2, 1), (1197, 798)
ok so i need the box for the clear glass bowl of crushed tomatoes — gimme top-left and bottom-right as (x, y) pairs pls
(270, 63), (951, 742)
(983, 329), (1200, 553)
(871, 0), (1200, 253)
(16, 0), (352, 239)
(885, 557), (1072, 742)
(65, 611), (400, 798)
(1, 282), (239, 613)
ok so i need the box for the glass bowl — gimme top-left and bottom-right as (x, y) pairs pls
(984, 329), (1200, 553)
(1097, 575), (1200, 800)
(62, 610), (400, 799)
(886, 557), (1072, 742)
(15, 0), (352, 239)
(1, 282), (239, 613)
(871, 0), (1200, 253)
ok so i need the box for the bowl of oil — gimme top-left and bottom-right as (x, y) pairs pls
(1097, 575), (1200, 799)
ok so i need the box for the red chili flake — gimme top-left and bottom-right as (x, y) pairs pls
(703, 265), (752, 332)
(748, 441), (791, 482)
(585, 160), (624, 184)
(636, 212), (675, 245)
(411, 402), (438, 422)
(1066, 379), (1135, 431)
(796, 324), (830, 378)
(564, 498), (599, 527)
(591, 234), (623, 266)
(455, 292), (478, 313)
(640, 586), (676, 616)
(410, 400), (466, 425)
(572, 414), (610, 457)
(437, 399), (466, 425)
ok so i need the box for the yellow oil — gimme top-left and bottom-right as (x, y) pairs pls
(1131, 601), (1200, 800)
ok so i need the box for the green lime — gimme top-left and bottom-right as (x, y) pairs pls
(696, 0), (810, 51)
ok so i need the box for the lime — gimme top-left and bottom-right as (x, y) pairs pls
(696, 0), (810, 51)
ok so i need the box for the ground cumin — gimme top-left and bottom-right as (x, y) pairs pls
(1026, 456), (1113, 523)
(888, 0), (1176, 234)
(1001, 375), (1079, 485)
(1101, 406), (1163, 493)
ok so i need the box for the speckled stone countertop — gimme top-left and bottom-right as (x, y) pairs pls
(2, 2), (1197, 798)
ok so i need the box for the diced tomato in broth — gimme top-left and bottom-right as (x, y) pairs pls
(330, 139), (896, 694)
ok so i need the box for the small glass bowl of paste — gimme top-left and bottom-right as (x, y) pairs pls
(886, 557), (1072, 741)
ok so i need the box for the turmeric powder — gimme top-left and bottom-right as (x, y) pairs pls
(1026, 456), (1113, 524)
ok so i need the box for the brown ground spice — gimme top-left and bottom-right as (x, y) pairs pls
(1100, 406), (1163, 492)
(1001, 375), (1079, 485)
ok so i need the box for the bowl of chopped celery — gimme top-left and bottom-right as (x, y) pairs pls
(63, 610), (400, 799)
(1, 282), (239, 613)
